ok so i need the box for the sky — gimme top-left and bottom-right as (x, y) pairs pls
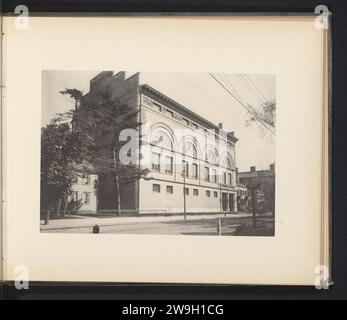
(42, 71), (275, 172)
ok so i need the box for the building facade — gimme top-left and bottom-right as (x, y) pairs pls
(70, 174), (98, 214)
(76, 71), (240, 215)
(138, 85), (238, 214)
(236, 182), (248, 212)
(238, 164), (275, 214)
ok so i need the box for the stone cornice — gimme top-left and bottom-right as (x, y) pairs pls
(140, 84), (239, 143)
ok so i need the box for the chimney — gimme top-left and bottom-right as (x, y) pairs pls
(218, 123), (223, 129)
(250, 166), (256, 172)
(228, 131), (234, 137)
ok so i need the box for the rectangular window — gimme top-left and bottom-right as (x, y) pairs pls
(206, 190), (211, 197)
(153, 102), (161, 112)
(72, 192), (78, 202)
(165, 156), (173, 174)
(166, 185), (173, 194)
(184, 187), (189, 195)
(223, 172), (227, 184)
(228, 173), (232, 185)
(212, 168), (217, 183)
(152, 184), (161, 193)
(192, 163), (198, 179)
(152, 152), (160, 172)
(214, 191), (218, 198)
(193, 189), (199, 196)
(205, 167), (210, 182)
(83, 192), (90, 204)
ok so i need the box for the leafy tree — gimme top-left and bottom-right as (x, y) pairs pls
(61, 87), (149, 216)
(248, 100), (276, 131)
(60, 88), (83, 102)
(41, 122), (87, 224)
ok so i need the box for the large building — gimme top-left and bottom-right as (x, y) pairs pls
(75, 71), (239, 215)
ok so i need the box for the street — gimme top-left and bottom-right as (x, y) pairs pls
(41, 215), (274, 236)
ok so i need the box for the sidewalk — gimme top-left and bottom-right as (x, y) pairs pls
(40, 212), (253, 231)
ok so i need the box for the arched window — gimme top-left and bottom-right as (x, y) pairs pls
(185, 141), (198, 159)
(207, 150), (217, 164)
(223, 157), (232, 169)
(151, 130), (173, 151)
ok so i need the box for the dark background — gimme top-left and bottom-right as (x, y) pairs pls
(1, 0), (347, 300)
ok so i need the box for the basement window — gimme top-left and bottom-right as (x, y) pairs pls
(153, 184), (161, 193)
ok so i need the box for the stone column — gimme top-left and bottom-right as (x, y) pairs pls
(233, 193), (238, 213)
(226, 193), (230, 212)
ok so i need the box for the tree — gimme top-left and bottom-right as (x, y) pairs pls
(63, 87), (149, 216)
(60, 88), (83, 102)
(248, 100), (276, 131)
(41, 122), (87, 224)
(60, 88), (83, 131)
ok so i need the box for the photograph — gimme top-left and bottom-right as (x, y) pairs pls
(40, 70), (276, 236)
(2, 9), (339, 298)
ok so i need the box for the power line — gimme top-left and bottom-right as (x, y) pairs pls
(209, 73), (275, 136)
(210, 74), (275, 139)
(220, 74), (247, 106)
(179, 74), (246, 124)
(218, 74), (275, 145)
(220, 74), (275, 142)
(238, 74), (264, 106)
(178, 74), (274, 147)
(244, 74), (269, 103)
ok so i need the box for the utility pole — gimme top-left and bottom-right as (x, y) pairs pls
(219, 183), (222, 214)
(248, 183), (260, 234)
(182, 166), (187, 221)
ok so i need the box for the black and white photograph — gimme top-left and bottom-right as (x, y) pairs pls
(2, 11), (337, 293)
(40, 71), (276, 236)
